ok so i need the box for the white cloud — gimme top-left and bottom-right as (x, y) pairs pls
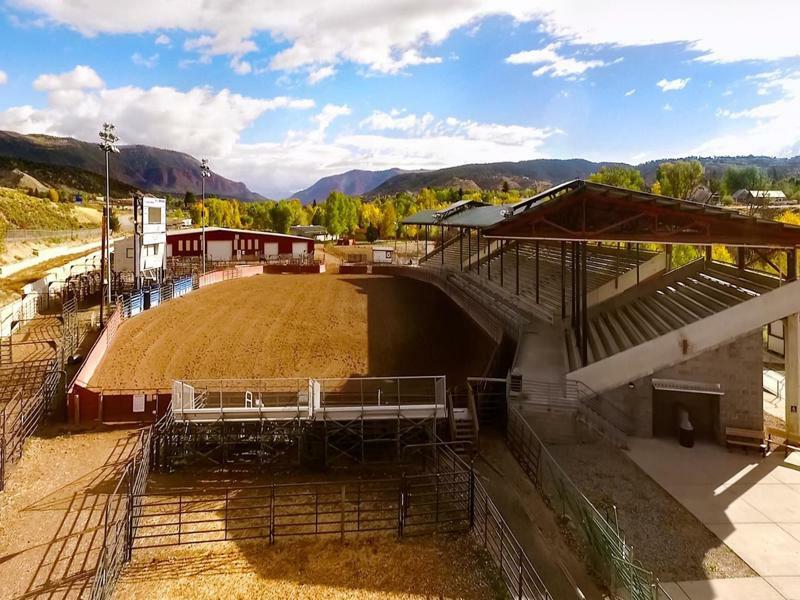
(360, 110), (434, 134)
(0, 71), (315, 162)
(216, 112), (559, 197)
(360, 109), (558, 147)
(307, 65), (336, 85)
(696, 70), (800, 157)
(663, 103), (673, 111)
(308, 104), (351, 140)
(154, 34), (171, 46)
(33, 65), (103, 91)
(505, 43), (611, 79)
(625, 88), (636, 96)
(229, 56), (252, 75)
(13, 2), (800, 76)
(0, 71), (7, 85)
(657, 78), (690, 92)
(0, 71), (560, 197)
(131, 52), (159, 68)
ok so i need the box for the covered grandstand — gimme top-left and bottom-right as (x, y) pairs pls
(401, 179), (800, 445)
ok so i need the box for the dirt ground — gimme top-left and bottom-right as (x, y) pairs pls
(89, 274), (494, 390)
(0, 424), (140, 600)
(113, 535), (502, 600)
(545, 429), (755, 582)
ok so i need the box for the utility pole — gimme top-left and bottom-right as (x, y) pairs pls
(98, 123), (119, 326)
(200, 158), (210, 273)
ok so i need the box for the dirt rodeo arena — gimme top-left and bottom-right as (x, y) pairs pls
(0, 259), (547, 600)
(10, 181), (800, 600)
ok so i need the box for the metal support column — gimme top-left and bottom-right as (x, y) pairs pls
(477, 230), (481, 276)
(515, 243), (520, 295)
(636, 243), (640, 284)
(570, 241), (577, 329)
(468, 228), (472, 270)
(560, 241), (566, 319)
(500, 241), (504, 287)
(441, 226), (445, 266)
(581, 242), (588, 365)
(789, 248), (798, 282)
(487, 240), (491, 281)
(535, 240), (540, 304)
(459, 228), (463, 271)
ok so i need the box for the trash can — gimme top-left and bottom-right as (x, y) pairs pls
(678, 406), (694, 448)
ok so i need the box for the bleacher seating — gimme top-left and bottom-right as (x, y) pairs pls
(566, 260), (779, 368)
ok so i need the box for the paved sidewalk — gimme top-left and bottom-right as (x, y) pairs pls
(629, 438), (800, 600)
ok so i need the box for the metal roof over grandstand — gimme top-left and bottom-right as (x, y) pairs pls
(483, 180), (800, 248)
(401, 199), (489, 226)
(402, 201), (515, 228)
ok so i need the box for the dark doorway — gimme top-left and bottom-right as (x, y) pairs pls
(652, 390), (721, 442)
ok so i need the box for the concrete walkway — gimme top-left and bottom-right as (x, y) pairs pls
(628, 438), (800, 600)
(513, 320), (566, 383)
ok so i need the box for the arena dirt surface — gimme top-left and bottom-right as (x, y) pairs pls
(90, 274), (494, 390)
(0, 424), (139, 599)
(113, 535), (502, 600)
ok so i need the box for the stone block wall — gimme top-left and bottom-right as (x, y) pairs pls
(604, 329), (764, 443)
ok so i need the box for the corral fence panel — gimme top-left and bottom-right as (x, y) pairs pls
(130, 469), (471, 550)
(0, 358), (61, 491)
(506, 407), (672, 600)
(90, 427), (151, 600)
(89, 432), (557, 600)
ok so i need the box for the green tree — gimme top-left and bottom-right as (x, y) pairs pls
(656, 161), (704, 199)
(588, 167), (645, 191)
(381, 202), (397, 238)
(47, 188), (59, 203)
(184, 190), (196, 209)
(269, 202), (293, 233)
(365, 224), (380, 242)
(722, 166), (767, 196)
(109, 209), (121, 233)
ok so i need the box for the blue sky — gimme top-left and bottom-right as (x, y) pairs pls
(0, 1), (798, 197)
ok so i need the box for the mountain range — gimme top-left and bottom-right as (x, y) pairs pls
(2, 129), (800, 204)
(0, 130), (262, 201)
(292, 168), (408, 203)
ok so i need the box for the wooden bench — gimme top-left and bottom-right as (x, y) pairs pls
(767, 427), (800, 457)
(725, 427), (766, 456)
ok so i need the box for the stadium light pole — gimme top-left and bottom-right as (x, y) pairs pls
(200, 158), (210, 273)
(98, 122), (119, 326)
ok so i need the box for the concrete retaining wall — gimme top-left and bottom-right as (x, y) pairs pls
(373, 265), (508, 344)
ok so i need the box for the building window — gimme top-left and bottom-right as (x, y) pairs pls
(178, 240), (183, 252)
(126, 248), (134, 258)
(147, 206), (163, 224)
(193, 239), (199, 251)
(247, 239), (252, 250)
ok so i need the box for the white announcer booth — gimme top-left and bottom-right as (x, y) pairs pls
(114, 195), (167, 276)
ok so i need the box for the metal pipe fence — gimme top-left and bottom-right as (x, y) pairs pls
(0, 358), (61, 491)
(506, 407), (672, 600)
(90, 426), (152, 600)
(430, 443), (554, 600)
(131, 469), (470, 549)
(5, 228), (101, 242)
